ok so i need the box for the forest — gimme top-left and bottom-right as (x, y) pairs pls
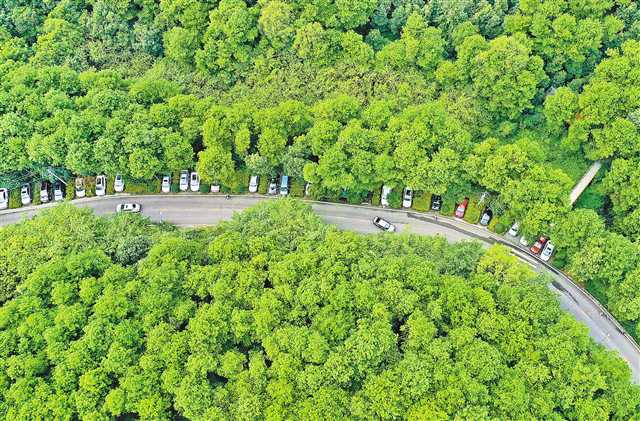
(0, 200), (639, 420)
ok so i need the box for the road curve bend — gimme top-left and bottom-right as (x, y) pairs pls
(1, 194), (639, 383)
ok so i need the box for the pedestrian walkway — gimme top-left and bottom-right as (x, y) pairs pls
(569, 161), (602, 206)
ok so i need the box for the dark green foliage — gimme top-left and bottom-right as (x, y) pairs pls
(8, 188), (21, 208)
(412, 191), (431, 212)
(0, 201), (638, 419)
(290, 178), (305, 198)
(463, 198), (482, 224)
(387, 190), (402, 208)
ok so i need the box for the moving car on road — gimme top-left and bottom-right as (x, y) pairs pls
(161, 175), (171, 193)
(540, 241), (555, 261)
(95, 175), (106, 196)
(508, 222), (520, 236)
(190, 172), (200, 192)
(249, 175), (259, 193)
(54, 181), (64, 201)
(179, 170), (189, 191)
(373, 216), (396, 232)
(402, 187), (413, 208)
(116, 203), (141, 213)
(114, 174), (125, 192)
(75, 177), (85, 198)
(21, 184), (31, 205)
(0, 188), (8, 209)
(40, 181), (51, 203)
(530, 236), (547, 255)
(455, 198), (469, 219)
(381, 185), (392, 207)
(431, 195), (442, 211)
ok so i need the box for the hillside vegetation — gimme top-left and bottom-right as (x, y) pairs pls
(0, 201), (639, 419)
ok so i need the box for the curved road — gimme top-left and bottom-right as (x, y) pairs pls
(1, 194), (639, 382)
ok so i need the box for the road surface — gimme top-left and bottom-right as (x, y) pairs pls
(1, 194), (638, 383)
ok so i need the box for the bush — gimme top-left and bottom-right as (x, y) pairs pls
(199, 183), (210, 193)
(84, 176), (96, 198)
(345, 190), (368, 205)
(440, 195), (456, 216)
(463, 199), (482, 224)
(65, 181), (75, 200)
(258, 175), (269, 194)
(371, 186), (381, 206)
(126, 180), (160, 194)
(32, 183), (41, 205)
(291, 178), (305, 198)
(488, 216), (502, 233)
(107, 177), (115, 195)
(115, 235), (152, 266)
(9, 189), (21, 209)
(388, 190), (402, 209)
(225, 170), (249, 194)
(412, 191), (431, 212)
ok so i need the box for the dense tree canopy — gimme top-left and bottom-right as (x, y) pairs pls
(1, 201), (639, 419)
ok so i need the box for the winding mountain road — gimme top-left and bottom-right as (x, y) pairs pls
(1, 194), (638, 383)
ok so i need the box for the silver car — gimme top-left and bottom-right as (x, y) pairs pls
(0, 188), (8, 209)
(95, 175), (106, 196)
(75, 177), (86, 198)
(114, 174), (125, 192)
(179, 170), (189, 191)
(373, 216), (396, 232)
(21, 184), (31, 205)
(116, 203), (141, 213)
(249, 175), (259, 193)
(161, 175), (171, 193)
(190, 172), (200, 192)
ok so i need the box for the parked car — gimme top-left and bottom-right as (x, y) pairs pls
(54, 181), (64, 201)
(540, 241), (555, 262)
(508, 222), (520, 236)
(304, 182), (311, 196)
(530, 236), (547, 255)
(40, 181), (51, 203)
(373, 216), (396, 232)
(114, 174), (125, 192)
(190, 172), (200, 192)
(0, 188), (8, 209)
(280, 175), (290, 196)
(455, 198), (469, 219)
(402, 187), (413, 208)
(211, 184), (220, 193)
(249, 175), (259, 193)
(116, 203), (141, 213)
(161, 175), (171, 193)
(479, 208), (492, 226)
(268, 179), (277, 195)
(380, 185), (392, 207)
(179, 170), (189, 191)
(519, 235), (529, 246)
(20, 184), (31, 205)
(431, 195), (442, 211)
(75, 177), (85, 198)
(95, 175), (106, 196)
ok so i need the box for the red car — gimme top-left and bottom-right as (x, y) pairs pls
(530, 236), (547, 254)
(455, 198), (469, 219)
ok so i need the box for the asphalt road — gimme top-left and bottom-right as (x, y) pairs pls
(1, 194), (639, 383)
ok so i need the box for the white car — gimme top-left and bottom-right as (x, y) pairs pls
(508, 222), (520, 236)
(304, 182), (311, 196)
(21, 184), (31, 205)
(40, 181), (50, 203)
(519, 235), (529, 246)
(190, 172), (200, 192)
(161, 175), (171, 193)
(116, 203), (141, 213)
(249, 175), (259, 193)
(268, 179), (277, 195)
(402, 187), (413, 208)
(373, 216), (396, 232)
(114, 174), (125, 192)
(381, 185), (392, 207)
(95, 175), (106, 196)
(53, 181), (64, 201)
(75, 178), (86, 198)
(540, 242), (555, 262)
(179, 170), (189, 191)
(211, 184), (220, 193)
(0, 188), (8, 209)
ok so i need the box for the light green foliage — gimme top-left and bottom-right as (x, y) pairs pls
(0, 201), (638, 419)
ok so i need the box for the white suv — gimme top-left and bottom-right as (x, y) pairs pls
(161, 175), (171, 193)
(380, 185), (392, 207)
(114, 174), (125, 192)
(190, 172), (200, 192)
(0, 188), (8, 209)
(75, 178), (86, 198)
(179, 170), (189, 191)
(95, 175), (106, 196)
(21, 184), (31, 205)
(249, 175), (259, 193)
(402, 187), (413, 208)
